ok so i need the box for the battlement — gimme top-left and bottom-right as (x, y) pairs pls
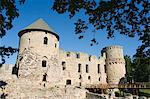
(59, 49), (105, 62)
(105, 45), (122, 50)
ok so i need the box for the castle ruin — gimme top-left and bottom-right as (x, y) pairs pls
(0, 19), (126, 99)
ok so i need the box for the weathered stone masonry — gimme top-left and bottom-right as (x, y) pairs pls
(0, 18), (126, 98)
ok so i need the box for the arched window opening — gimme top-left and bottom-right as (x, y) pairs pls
(66, 79), (71, 85)
(44, 37), (48, 44)
(88, 76), (91, 80)
(43, 73), (47, 81)
(42, 60), (46, 67)
(99, 77), (101, 81)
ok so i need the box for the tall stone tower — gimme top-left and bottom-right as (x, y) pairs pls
(17, 18), (61, 86)
(103, 46), (126, 84)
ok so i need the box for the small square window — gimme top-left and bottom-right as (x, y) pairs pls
(62, 61), (66, 65)
(42, 60), (46, 67)
(99, 77), (100, 81)
(66, 80), (71, 85)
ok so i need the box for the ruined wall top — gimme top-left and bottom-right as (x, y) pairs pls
(101, 45), (124, 60)
(105, 45), (123, 50)
(59, 49), (105, 62)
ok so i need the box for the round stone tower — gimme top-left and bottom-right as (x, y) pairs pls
(17, 18), (61, 86)
(104, 46), (126, 84)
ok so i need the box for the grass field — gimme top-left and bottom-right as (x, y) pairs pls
(139, 89), (150, 97)
(139, 89), (150, 94)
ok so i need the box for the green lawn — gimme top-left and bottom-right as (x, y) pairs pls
(139, 89), (150, 96)
(139, 89), (150, 94)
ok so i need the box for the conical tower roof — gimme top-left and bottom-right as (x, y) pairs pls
(18, 18), (59, 40)
(25, 18), (56, 33)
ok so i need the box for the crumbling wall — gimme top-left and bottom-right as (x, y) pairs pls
(17, 30), (62, 86)
(86, 92), (109, 99)
(3, 83), (87, 99)
(59, 49), (107, 87)
(0, 64), (14, 75)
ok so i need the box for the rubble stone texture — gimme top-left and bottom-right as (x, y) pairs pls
(0, 18), (126, 99)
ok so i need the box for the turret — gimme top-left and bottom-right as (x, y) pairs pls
(103, 46), (126, 84)
(17, 19), (61, 86)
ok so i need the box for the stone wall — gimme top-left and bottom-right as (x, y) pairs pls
(104, 46), (126, 84)
(59, 49), (107, 87)
(0, 64), (16, 81)
(86, 92), (109, 99)
(0, 19), (127, 99)
(3, 83), (87, 99)
(17, 30), (62, 86)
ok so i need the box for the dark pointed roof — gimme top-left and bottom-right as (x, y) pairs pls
(25, 18), (56, 33)
(18, 18), (59, 40)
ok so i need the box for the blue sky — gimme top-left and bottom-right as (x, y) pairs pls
(1, 0), (141, 64)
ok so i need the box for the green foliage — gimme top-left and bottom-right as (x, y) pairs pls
(53, 1), (150, 78)
(0, 0), (19, 38)
(0, 0), (25, 65)
(52, 0), (150, 47)
(0, 0), (149, 74)
(139, 89), (150, 95)
(124, 55), (133, 76)
(124, 53), (150, 82)
(0, 46), (18, 67)
(132, 45), (150, 82)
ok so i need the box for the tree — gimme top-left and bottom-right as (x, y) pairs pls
(124, 50), (150, 82)
(0, 46), (18, 67)
(124, 55), (134, 82)
(0, 0), (24, 66)
(133, 46), (150, 82)
(52, 0), (150, 46)
(52, 0), (150, 82)
(0, 0), (19, 38)
(0, 0), (149, 71)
